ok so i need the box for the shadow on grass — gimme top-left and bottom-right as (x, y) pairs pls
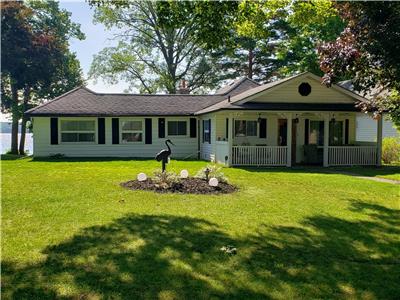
(2, 201), (400, 299)
(0, 154), (31, 161)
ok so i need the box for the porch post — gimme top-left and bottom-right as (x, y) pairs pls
(323, 114), (329, 167)
(286, 113), (292, 167)
(376, 114), (383, 166)
(227, 115), (233, 167)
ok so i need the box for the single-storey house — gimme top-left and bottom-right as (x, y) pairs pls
(26, 72), (385, 167)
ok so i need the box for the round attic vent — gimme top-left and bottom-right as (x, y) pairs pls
(298, 82), (311, 96)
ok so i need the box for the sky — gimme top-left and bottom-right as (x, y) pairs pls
(59, 0), (129, 93)
(1, 0), (128, 122)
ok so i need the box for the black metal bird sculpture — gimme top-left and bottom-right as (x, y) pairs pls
(155, 139), (174, 172)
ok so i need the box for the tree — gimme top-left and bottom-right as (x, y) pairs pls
(318, 2), (400, 128)
(235, 0), (344, 79)
(89, 0), (238, 94)
(1, 0), (84, 154)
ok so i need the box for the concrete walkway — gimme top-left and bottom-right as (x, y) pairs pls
(324, 170), (400, 185)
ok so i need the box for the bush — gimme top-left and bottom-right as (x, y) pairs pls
(195, 164), (228, 183)
(382, 137), (400, 164)
(152, 170), (180, 190)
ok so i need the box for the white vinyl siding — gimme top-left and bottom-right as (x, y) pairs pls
(32, 117), (198, 158)
(356, 113), (399, 142)
(250, 76), (355, 104)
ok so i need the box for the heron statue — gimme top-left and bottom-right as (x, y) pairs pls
(155, 139), (174, 172)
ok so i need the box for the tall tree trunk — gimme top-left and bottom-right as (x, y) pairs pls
(248, 48), (254, 79)
(19, 86), (30, 155)
(10, 83), (19, 154)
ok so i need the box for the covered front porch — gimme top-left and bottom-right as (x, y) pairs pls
(213, 111), (383, 167)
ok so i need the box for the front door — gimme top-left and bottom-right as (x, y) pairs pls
(291, 120), (297, 164)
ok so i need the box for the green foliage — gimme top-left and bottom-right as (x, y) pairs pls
(1, 0), (85, 153)
(319, 2), (400, 123)
(382, 137), (400, 164)
(152, 170), (180, 190)
(233, 0), (344, 79)
(195, 164), (228, 183)
(89, 1), (223, 94)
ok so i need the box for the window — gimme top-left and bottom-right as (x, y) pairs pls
(309, 121), (324, 145)
(203, 119), (211, 143)
(60, 120), (95, 142)
(329, 121), (343, 145)
(168, 121), (187, 136)
(235, 120), (257, 137)
(121, 120), (143, 142)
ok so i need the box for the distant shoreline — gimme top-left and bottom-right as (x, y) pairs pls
(1, 133), (33, 154)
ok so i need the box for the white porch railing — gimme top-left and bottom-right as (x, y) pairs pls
(232, 146), (287, 166)
(328, 146), (377, 166)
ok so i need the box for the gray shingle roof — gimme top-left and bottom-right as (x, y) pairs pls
(26, 87), (226, 116)
(26, 79), (261, 117)
(26, 73), (365, 117)
(215, 77), (260, 95)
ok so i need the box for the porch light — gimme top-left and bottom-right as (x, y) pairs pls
(294, 118), (299, 124)
(257, 114), (262, 123)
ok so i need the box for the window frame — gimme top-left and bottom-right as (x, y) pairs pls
(203, 119), (211, 143)
(59, 118), (97, 144)
(308, 120), (324, 146)
(329, 120), (344, 146)
(120, 118), (144, 144)
(234, 119), (258, 137)
(167, 120), (188, 137)
(308, 119), (346, 146)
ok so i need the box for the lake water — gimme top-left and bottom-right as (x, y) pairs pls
(1, 133), (33, 154)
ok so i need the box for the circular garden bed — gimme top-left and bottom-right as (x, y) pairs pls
(121, 178), (236, 194)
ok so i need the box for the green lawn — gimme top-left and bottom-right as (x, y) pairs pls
(2, 157), (399, 299)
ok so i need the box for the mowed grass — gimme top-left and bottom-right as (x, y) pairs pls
(2, 157), (399, 299)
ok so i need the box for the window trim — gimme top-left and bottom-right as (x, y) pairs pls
(203, 119), (211, 143)
(234, 119), (258, 137)
(308, 119), (346, 146)
(329, 120), (345, 146)
(308, 120), (324, 146)
(59, 118), (97, 144)
(167, 119), (188, 137)
(120, 118), (144, 144)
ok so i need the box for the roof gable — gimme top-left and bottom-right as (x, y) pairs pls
(231, 73), (364, 105)
(215, 77), (260, 96)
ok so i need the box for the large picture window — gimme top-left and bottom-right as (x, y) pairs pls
(168, 121), (187, 136)
(121, 120), (143, 142)
(309, 121), (324, 146)
(235, 120), (257, 137)
(60, 120), (95, 142)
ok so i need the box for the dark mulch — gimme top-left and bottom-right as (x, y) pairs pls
(121, 178), (237, 194)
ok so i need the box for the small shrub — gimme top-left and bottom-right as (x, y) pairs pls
(153, 170), (180, 190)
(195, 164), (228, 183)
(382, 137), (400, 164)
